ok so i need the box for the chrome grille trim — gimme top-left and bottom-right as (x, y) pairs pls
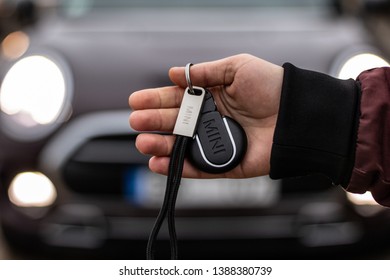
(39, 110), (136, 185)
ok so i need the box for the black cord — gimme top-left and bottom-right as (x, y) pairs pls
(146, 135), (188, 260)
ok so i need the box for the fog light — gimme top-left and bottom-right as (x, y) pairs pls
(346, 191), (378, 206)
(8, 172), (57, 207)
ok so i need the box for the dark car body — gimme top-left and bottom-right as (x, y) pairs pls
(0, 0), (389, 259)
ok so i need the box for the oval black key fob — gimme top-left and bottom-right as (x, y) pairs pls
(187, 89), (247, 173)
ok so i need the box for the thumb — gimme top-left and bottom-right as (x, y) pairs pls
(168, 55), (242, 88)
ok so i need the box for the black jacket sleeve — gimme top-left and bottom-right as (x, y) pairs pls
(269, 63), (361, 186)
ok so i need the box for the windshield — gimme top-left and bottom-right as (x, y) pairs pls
(58, 0), (333, 20)
(61, 0), (330, 8)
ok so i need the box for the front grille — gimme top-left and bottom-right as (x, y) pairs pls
(63, 135), (150, 195)
(62, 134), (333, 197)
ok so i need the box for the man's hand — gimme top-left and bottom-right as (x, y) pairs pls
(129, 54), (283, 178)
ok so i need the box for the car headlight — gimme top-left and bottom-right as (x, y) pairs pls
(331, 47), (389, 80)
(8, 172), (57, 208)
(337, 53), (389, 79)
(0, 53), (73, 141)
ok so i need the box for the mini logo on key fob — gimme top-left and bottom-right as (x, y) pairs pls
(188, 90), (247, 173)
(173, 87), (205, 138)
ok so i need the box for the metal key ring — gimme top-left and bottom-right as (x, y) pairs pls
(185, 63), (195, 94)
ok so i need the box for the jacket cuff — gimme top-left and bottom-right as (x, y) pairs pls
(270, 63), (361, 186)
(346, 67), (390, 206)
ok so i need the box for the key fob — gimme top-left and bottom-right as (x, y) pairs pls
(187, 89), (247, 173)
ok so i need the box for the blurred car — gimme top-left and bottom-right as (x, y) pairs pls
(0, 0), (389, 259)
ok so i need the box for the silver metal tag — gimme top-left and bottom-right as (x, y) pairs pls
(173, 86), (205, 138)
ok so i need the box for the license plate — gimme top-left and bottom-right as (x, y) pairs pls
(124, 166), (280, 209)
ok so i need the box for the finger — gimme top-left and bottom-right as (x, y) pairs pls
(135, 133), (176, 157)
(149, 156), (222, 179)
(169, 58), (233, 89)
(169, 55), (253, 88)
(129, 108), (179, 132)
(129, 86), (184, 110)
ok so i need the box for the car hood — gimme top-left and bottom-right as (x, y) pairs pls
(25, 6), (368, 116)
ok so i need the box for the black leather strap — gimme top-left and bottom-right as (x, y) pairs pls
(146, 136), (188, 260)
